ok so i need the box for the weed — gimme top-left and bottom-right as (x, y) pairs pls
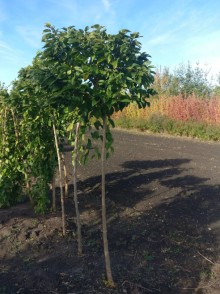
(143, 250), (154, 261)
(23, 257), (35, 267)
(200, 270), (216, 280)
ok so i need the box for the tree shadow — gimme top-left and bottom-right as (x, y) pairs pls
(1, 157), (220, 293)
(103, 161), (220, 293)
(73, 158), (191, 208)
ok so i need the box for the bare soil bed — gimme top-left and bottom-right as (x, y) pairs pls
(1, 129), (220, 294)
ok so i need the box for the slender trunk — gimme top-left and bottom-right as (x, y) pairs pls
(73, 122), (82, 255)
(101, 116), (114, 285)
(61, 152), (68, 197)
(2, 108), (7, 146)
(12, 109), (31, 203)
(24, 172), (33, 204)
(11, 109), (19, 142)
(53, 121), (66, 236)
(52, 174), (56, 212)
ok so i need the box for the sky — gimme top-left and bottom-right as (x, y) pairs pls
(0, 0), (220, 86)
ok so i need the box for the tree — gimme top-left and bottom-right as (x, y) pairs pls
(152, 66), (179, 96)
(152, 63), (213, 98)
(0, 69), (58, 212)
(35, 23), (155, 284)
(213, 73), (220, 97)
(0, 83), (24, 207)
(9, 67), (57, 213)
(80, 25), (155, 285)
(174, 62), (212, 98)
(33, 25), (90, 251)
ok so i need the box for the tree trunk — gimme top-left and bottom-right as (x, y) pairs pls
(11, 109), (19, 142)
(73, 122), (82, 255)
(61, 152), (68, 197)
(101, 116), (114, 285)
(24, 172), (33, 204)
(53, 121), (66, 236)
(2, 108), (7, 146)
(52, 174), (56, 212)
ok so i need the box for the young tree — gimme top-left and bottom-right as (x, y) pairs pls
(9, 68), (57, 213)
(39, 23), (155, 284)
(33, 25), (91, 251)
(0, 83), (24, 207)
(81, 25), (155, 285)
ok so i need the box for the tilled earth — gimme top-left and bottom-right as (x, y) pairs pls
(1, 129), (220, 294)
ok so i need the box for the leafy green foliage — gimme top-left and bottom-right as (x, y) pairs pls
(0, 23), (155, 215)
(0, 22), (156, 285)
(40, 23), (155, 143)
(115, 113), (220, 141)
(0, 85), (24, 207)
(213, 73), (220, 96)
(153, 62), (213, 98)
(0, 68), (57, 210)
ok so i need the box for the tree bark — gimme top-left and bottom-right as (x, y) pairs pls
(52, 174), (56, 212)
(73, 122), (82, 255)
(11, 109), (19, 142)
(2, 108), (7, 146)
(101, 116), (114, 285)
(24, 172), (33, 204)
(53, 121), (66, 236)
(61, 152), (68, 197)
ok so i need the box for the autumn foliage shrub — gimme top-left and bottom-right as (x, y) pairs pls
(114, 95), (220, 141)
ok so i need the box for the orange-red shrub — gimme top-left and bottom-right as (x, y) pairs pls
(114, 95), (220, 125)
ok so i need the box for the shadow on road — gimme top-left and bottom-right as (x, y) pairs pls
(1, 157), (220, 293)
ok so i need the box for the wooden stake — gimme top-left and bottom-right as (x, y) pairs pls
(53, 121), (66, 236)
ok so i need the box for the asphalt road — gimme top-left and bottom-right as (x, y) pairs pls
(78, 128), (220, 185)
(74, 128), (220, 230)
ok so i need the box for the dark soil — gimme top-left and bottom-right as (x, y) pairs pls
(1, 129), (220, 294)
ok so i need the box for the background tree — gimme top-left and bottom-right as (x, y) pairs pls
(152, 66), (179, 96)
(174, 62), (212, 98)
(152, 62), (213, 98)
(213, 73), (220, 96)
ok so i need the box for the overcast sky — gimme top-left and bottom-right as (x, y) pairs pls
(0, 0), (220, 86)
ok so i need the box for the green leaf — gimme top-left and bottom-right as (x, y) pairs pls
(94, 120), (102, 129)
(43, 29), (52, 33)
(83, 73), (89, 80)
(74, 66), (83, 73)
(130, 32), (140, 38)
(85, 138), (92, 150)
(97, 57), (106, 64)
(91, 131), (100, 140)
(45, 22), (52, 28)
(120, 98), (131, 103)
(111, 59), (118, 69)
(91, 24), (103, 30)
(67, 122), (74, 132)
(108, 118), (115, 128)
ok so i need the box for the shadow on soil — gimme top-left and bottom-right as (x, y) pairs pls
(1, 158), (220, 293)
